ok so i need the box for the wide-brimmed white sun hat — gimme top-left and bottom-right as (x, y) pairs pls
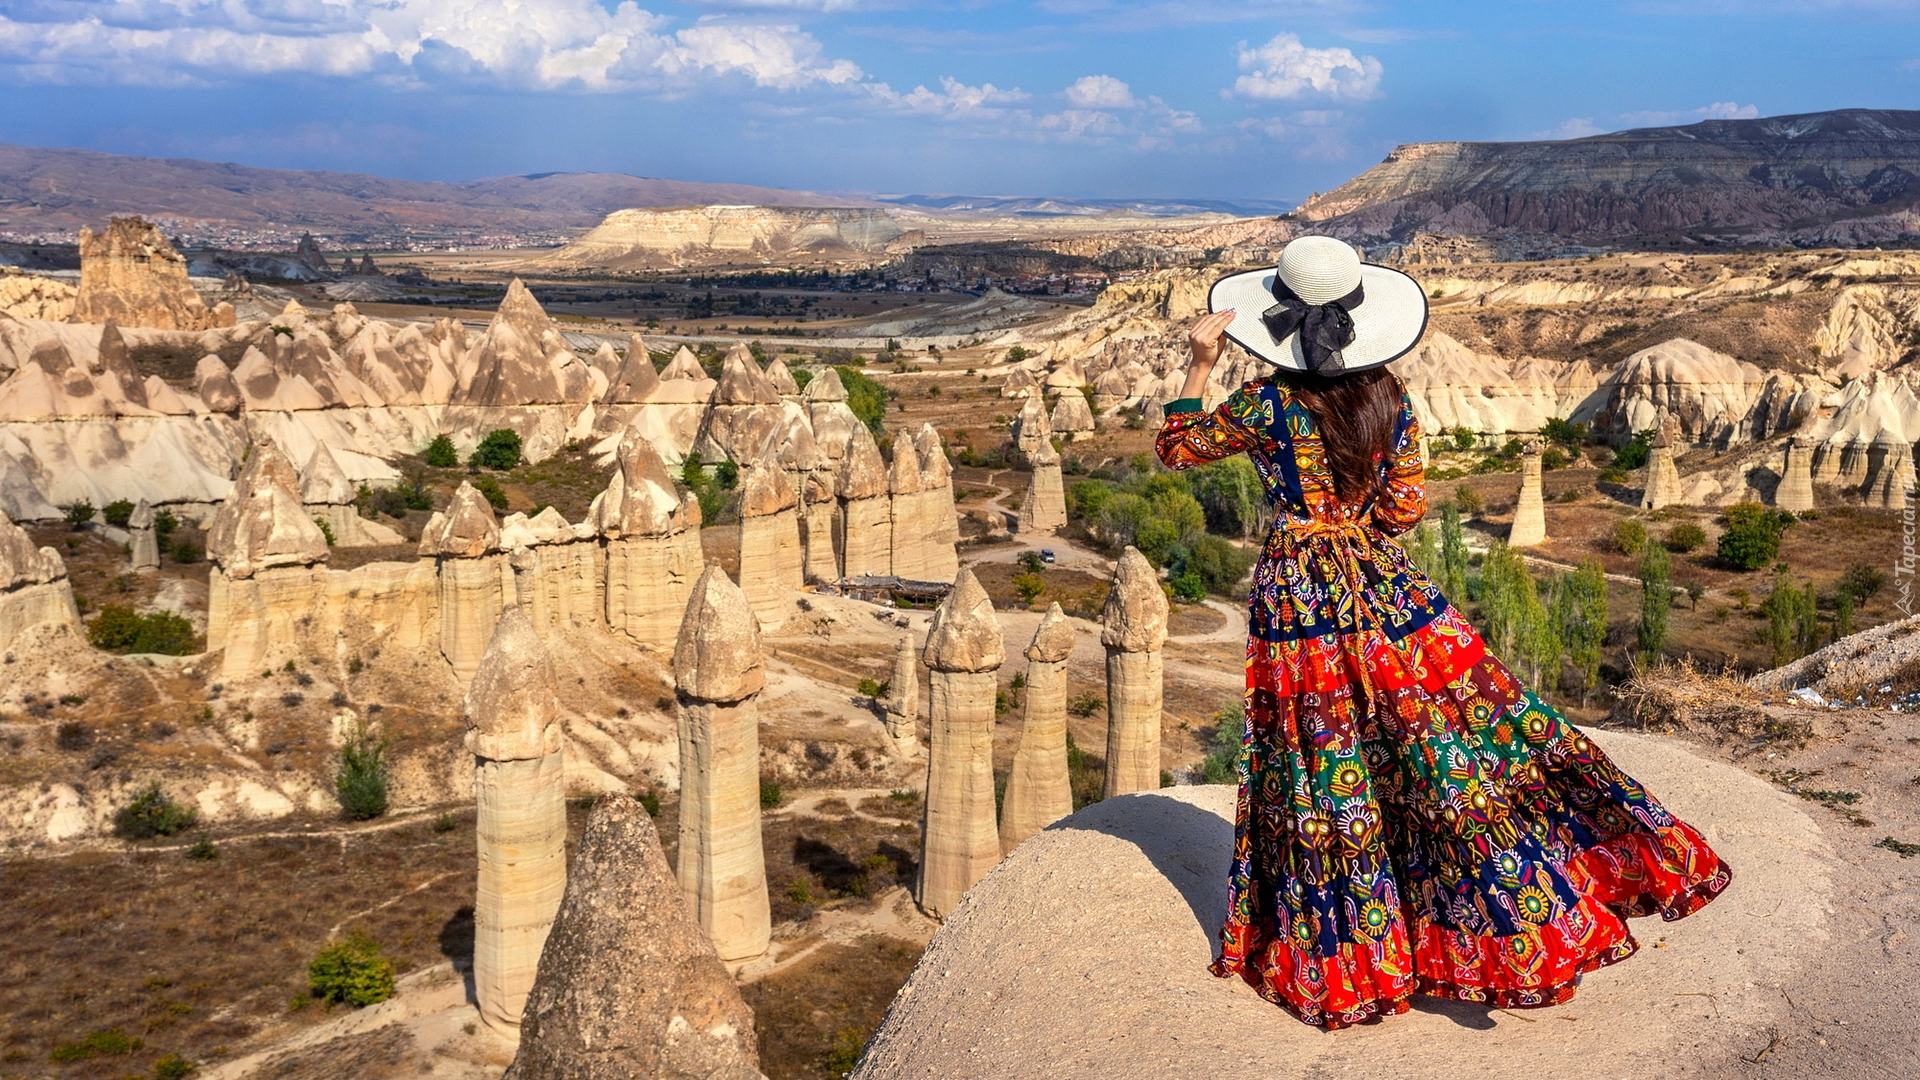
(1208, 235), (1428, 375)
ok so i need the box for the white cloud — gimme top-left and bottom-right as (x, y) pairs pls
(1621, 101), (1762, 126)
(870, 76), (1030, 119)
(1532, 117), (1606, 140)
(0, 1), (866, 92)
(1063, 74), (1136, 109)
(1230, 32), (1381, 102)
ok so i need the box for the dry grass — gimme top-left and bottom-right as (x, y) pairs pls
(1607, 659), (1809, 746)
(740, 939), (924, 1080)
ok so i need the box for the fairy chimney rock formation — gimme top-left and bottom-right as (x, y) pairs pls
(194, 355), (243, 413)
(804, 368), (861, 459)
(779, 425), (840, 584)
(503, 796), (764, 1080)
(1002, 366), (1039, 399)
(736, 460), (802, 626)
(887, 439), (928, 581)
(661, 345), (707, 381)
(466, 608), (568, 1037)
(913, 424), (961, 583)
(1102, 547), (1167, 799)
(601, 337), (662, 404)
(1509, 440), (1547, 547)
(1775, 434), (1817, 513)
(672, 566), (773, 961)
(838, 425), (892, 578)
(695, 352), (784, 464)
(1018, 441), (1068, 535)
(421, 481), (505, 683)
(74, 216), (227, 330)
(457, 279), (593, 407)
(763, 357), (801, 397)
(1000, 603), (1076, 854)
(1864, 431), (1916, 510)
(596, 433), (704, 649)
(203, 440), (331, 676)
(1050, 392), (1096, 440)
(884, 634), (922, 758)
(128, 498), (158, 572)
(1641, 424), (1684, 511)
(0, 515), (80, 650)
(917, 568), (1005, 918)
(502, 507), (598, 637)
(1014, 394), (1053, 458)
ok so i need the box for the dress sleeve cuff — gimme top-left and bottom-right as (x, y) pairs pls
(1163, 397), (1203, 415)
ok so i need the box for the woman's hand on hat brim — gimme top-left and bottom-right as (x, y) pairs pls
(1182, 310), (1237, 396)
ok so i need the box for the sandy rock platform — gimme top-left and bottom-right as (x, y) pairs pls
(854, 730), (1830, 1080)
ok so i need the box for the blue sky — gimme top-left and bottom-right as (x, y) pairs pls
(1, 1), (1917, 204)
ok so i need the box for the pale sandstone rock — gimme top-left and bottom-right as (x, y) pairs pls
(1092, 368), (1130, 412)
(504, 796), (765, 1080)
(207, 564), (325, 678)
(1000, 604), (1076, 854)
(0, 513), (79, 649)
(736, 461), (802, 626)
(838, 425), (891, 578)
(695, 350), (785, 465)
(1001, 366), (1039, 399)
(419, 480), (503, 559)
(1102, 547), (1166, 799)
(1508, 441), (1546, 547)
(422, 481), (504, 684)
(128, 498), (158, 572)
(917, 569), (1004, 918)
(1596, 339), (1768, 447)
(1775, 434), (1817, 512)
(74, 217), (223, 331)
(1641, 425), (1684, 511)
(206, 439), (329, 580)
(887, 439), (927, 581)
(600, 336), (661, 404)
(884, 634), (922, 758)
(672, 566), (772, 961)
(804, 368), (862, 460)
(1862, 431), (1916, 509)
(503, 507), (599, 637)
(661, 346), (706, 381)
(1050, 391), (1096, 440)
(1046, 356), (1088, 390)
(1017, 442), (1067, 535)
(299, 441), (357, 505)
(912, 424), (960, 583)
(457, 279), (595, 407)
(0, 269), (74, 321)
(763, 356), (800, 397)
(545, 205), (909, 270)
(194, 355), (243, 413)
(597, 434), (702, 649)
(466, 608), (568, 1036)
(1014, 394), (1053, 458)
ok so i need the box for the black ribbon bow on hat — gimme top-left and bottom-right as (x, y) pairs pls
(1260, 278), (1365, 376)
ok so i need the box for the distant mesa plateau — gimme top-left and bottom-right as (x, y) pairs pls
(1302, 108), (1920, 255)
(538, 206), (921, 271)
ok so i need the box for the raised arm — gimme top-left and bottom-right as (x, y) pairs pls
(1155, 309), (1268, 470)
(1368, 392), (1426, 536)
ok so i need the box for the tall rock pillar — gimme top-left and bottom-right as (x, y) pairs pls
(128, 498), (159, 572)
(736, 461), (803, 627)
(1508, 440), (1546, 547)
(419, 481), (504, 686)
(1775, 434), (1817, 513)
(1864, 432), (1916, 510)
(1018, 441), (1068, 535)
(917, 569), (1004, 919)
(204, 438), (329, 679)
(888, 439), (927, 580)
(1640, 426), (1683, 511)
(837, 425), (891, 579)
(672, 566), (772, 962)
(1102, 547), (1167, 798)
(467, 609), (568, 1037)
(595, 432), (703, 650)
(914, 424), (961, 583)
(883, 634), (921, 758)
(1000, 603), (1076, 854)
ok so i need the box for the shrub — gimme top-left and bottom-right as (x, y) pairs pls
(153, 508), (178, 539)
(1012, 572), (1046, 604)
(153, 1053), (196, 1079)
(1195, 701), (1246, 785)
(187, 837), (218, 861)
(1609, 519), (1647, 556)
(168, 539), (204, 564)
(824, 1028), (867, 1076)
(1169, 571), (1206, 602)
(1664, 522), (1706, 553)
(856, 677), (885, 699)
(102, 499), (136, 527)
(1541, 447), (1571, 471)
(1067, 692), (1104, 718)
(63, 499), (96, 529)
(56, 720), (92, 750)
(423, 434), (458, 468)
(1541, 417), (1588, 447)
(48, 1029), (142, 1062)
(88, 606), (199, 655)
(312, 515), (336, 546)
(467, 429), (523, 470)
(760, 780), (784, 809)
(1453, 487), (1482, 514)
(1017, 550), (1044, 573)
(335, 722), (391, 821)
(307, 931), (396, 1007)
(1842, 563), (1887, 603)
(1611, 429), (1655, 471)
(115, 783), (196, 839)
(371, 478), (434, 518)
(790, 367), (814, 392)
(431, 812), (457, 833)
(471, 476), (509, 511)
(1717, 502), (1786, 571)
(1177, 535), (1255, 596)
(1450, 427), (1477, 451)
(836, 365), (888, 434)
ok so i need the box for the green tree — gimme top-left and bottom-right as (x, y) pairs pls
(1612, 429), (1655, 471)
(472, 476), (509, 511)
(308, 931), (396, 1007)
(1550, 559), (1608, 705)
(1832, 589), (1855, 643)
(335, 722), (391, 821)
(1185, 457), (1266, 537)
(1760, 568), (1818, 667)
(1404, 522), (1442, 584)
(467, 429), (523, 470)
(1541, 417), (1588, 447)
(1637, 538), (1671, 664)
(1478, 541), (1559, 687)
(423, 434), (458, 468)
(1437, 503), (1470, 601)
(63, 499), (96, 529)
(1179, 535), (1257, 595)
(87, 606), (198, 655)
(835, 365), (888, 434)
(102, 499), (135, 527)
(1717, 502), (1785, 571)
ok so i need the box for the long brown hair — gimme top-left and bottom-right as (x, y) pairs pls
(1279, 366), (1405, 504)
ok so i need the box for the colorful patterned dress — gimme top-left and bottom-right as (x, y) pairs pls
(1155, 378), (1731, 1029)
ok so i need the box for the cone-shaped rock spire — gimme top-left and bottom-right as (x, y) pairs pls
(1000, 604), (1075, 853)
(917, 568), (1004, 918)
(1101, 547), (1167, 797)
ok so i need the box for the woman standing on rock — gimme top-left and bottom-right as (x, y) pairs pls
(1155, 236), (1730, 1029)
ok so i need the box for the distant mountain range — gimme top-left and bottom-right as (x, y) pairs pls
(1298, 108), (1920, 251)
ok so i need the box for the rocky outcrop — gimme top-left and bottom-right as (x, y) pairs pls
(1775, 434), (1817, 512)
(600, 336), (660, 404)
(545, 205), (913, 270)
(456, 279), (595, 409)
(672, 566), (772, 962)
(1014, 394), (1053, 458)
(661, 346), (706, 381)
(504, 795), (765, 1080)
(301, 441), (403, 548)
(774, 423), (840, 584)
(736, 460), (801, 626)
(74, 217), (228, 331)
(763, 357), (800, 397)
(1050, 392), (1096, 440)
(1000, 604), (1075, 854)
(804, 368), (862, 461)
(467, 608), (568, 1037)
(420, 481), (505, 685)
(127, 498), (158, 572)
(596, 433), (704, 650)
(205, 440), (331, 677)
(0, 269), (75, 321)
(1102, 547), (1166, 799)
(912, 425), (960, 583)
(695, 348), (785, 464)
(1508, 441), (1546, 547)
(0, 513), (79, 649)
(884, 634), (921, 758)
(501, 507), (599, 639)
(1001, 366), (1039, 399)
(1017, 442), (1067, 536)
(838, 426), (891, 579)
(1862, 431), (1916, 509)
(1295, 108), (1920, 248)
(917, 569), (1004, 919)
(886, 440), (928, 581)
